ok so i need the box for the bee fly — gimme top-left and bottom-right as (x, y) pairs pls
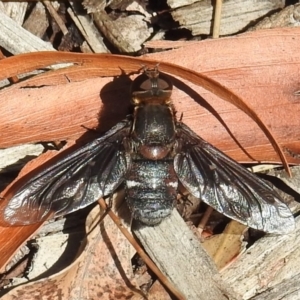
(1, 67), (295, 234)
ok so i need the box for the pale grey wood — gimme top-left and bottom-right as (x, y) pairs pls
(265, 167), (300, 214)
(272, 166), (300, 195)
(23, 2), (49, 38)
(133, 210), (231, 300)
(82, 0), (152, 53)
(0, 144), (44, 173)
(249, 4), (300, 31)
(0, 10), (55, 54)
(171, 0), (284, 36)
(221, 216), (300, 299)
(93, 12), (153, 53)
(251, 276), (300, 300)
(0, 1), (27, 25)
(167, 0), (200, 9)
(68, 1), (109, 53)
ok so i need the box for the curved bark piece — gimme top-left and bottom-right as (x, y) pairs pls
(0, 51), (291, 174)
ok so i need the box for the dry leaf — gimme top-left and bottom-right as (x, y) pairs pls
(203, 220), (248, 270)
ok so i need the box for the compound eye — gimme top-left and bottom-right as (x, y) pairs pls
(138, 76), (172, 92)
(157, 77), (173, 91)
(132, 74), (151, 93)
(131, 67), (173, 103)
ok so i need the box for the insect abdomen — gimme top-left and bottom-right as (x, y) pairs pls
(126, 159), (178, 225)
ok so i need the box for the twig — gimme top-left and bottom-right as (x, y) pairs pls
(43, 1), (68, 36)
(197, 206), (214, 234)
(0, 50), (18, 83)
(67, 4), (109, 53)
(213, 0), (223, 38)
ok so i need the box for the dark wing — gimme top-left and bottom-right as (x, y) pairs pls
(2, 120), (132, 225)
(174, 123), (295, 234)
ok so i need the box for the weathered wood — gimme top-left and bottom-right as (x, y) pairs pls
(167, 0), (200, 10)
(272, 166), (300, 194)
(0, 11), (55, 54)
(93, 11), (153, 53)
(0, 144), (44, 173)
(68, 1), (109, 53)
(171, 0), (284, 36)
(251, 276), (300, 300)
(221, 216), (300, 299)
(0, 1), (27, 25)
(23, 2), (50, 38)
(249, 3), (300, 30)
(133, 210), (231, 300)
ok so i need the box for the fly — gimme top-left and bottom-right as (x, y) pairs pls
(0, 67), (295, 234)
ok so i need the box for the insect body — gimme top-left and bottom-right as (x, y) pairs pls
(126, 81), (178, 225)
(1, 67), (295, 233)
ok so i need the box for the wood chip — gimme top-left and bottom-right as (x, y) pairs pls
(93, 11), (152, 53)
(68, 1), (109, 53)
(221, 216), (300, 299)
(43, 1), (68, 36)
(167, 0), (200, 9)
(23, 2), (50, 38)
(133, 210), (231, 300)
(0, 10), (55, 54)
(249, 3), (300, 30)
(171, 0), (284, 36)
(203, 220), (247, 270)
(270, 166), (300, 195)
(0, 1), (27, 25)
(0, 144), (44, 173)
